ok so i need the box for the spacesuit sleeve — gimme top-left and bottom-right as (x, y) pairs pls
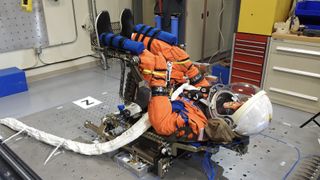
(132, 33), (209, 88)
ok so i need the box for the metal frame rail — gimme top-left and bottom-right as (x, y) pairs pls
(0, 139), (41, 180)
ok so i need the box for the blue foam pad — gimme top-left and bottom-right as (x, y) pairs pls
(0, 67), (28, 98)
(99, 33), (145, 55)
(134, 24), (178, 45)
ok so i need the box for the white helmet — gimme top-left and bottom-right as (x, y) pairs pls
(208, 83), (273, 136)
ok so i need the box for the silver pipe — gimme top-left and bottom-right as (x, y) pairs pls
(201, 0), (208, 60)
(92, 0), (98, 23)
(217, 0), (224, 51)
(88, 0), (95, 27)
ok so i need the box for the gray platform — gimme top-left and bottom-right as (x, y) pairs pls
(0, 64), (319, 180)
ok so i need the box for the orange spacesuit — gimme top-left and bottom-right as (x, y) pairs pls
(135, 36), (209, 139)
(97, 8), (238, 142)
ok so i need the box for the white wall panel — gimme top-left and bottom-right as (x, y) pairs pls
(220, 0), (238, 52)
(95, 0), (119, 22)
(204, 0), (222, 58)
(0, 0), (93, 77)
(95, 0), (131, 22)
(42, 0), (77, 46)
(0, 0), (129, 78)
(119, 0), (132, 13)
(185, 0), (204, 61)
(185, 0), (239, 60)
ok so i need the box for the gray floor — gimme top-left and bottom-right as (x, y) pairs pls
(0, 61), (122, 119)
(0, 62), (319, 180)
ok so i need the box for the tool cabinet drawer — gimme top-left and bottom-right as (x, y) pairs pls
(231, 33), (269, 87)
(265, 73), (320, 113)
(231, 75), (260, 87)
(232, 68), (262, 81)
(233, 54), (265, 65)
(236, 33), (269, 44)
(264, 39), (320, 113)
(232, 60), (263, 73)
(271, 40), (320, 61)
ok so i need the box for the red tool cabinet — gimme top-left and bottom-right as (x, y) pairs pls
(230, 33), (270, 87)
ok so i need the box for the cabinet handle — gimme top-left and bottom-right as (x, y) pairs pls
(269, 87), (318, 102)
(233, 67), (261, 75)
(236, 39), (266, 45)
(235, 47), (265, 54)
(273, 66), (320, 79)
(236, 43), (266, 50)
(234, 59), (263, 66)
(235, 51), (264, 58)
(276, 46), (320, 57)
(232, 75), (260, 82)
(207, 11), (209, 17)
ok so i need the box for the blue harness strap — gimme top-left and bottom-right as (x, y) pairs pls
(202, 151), (216, 180)
(171, 100), (189, 126)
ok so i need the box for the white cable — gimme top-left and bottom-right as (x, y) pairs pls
(44, 141), (64, 165)
(208, 0), (225, 64)
(0, 114), (151, 156)
(2, 128), (26, 144)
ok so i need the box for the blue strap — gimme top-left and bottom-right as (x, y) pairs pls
(180, 111), (189, 126)
(202, 151), (216, 180)
(171, 100), (189, 126)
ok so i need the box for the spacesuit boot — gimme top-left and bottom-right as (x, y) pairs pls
(118, 9), (209, 88)
(120, 8), (134, 39)
(96, 10), (113, 40)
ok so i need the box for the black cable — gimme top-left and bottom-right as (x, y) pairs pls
(23, 54), (100, 71)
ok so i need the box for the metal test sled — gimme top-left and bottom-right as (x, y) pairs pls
(84, 47), (250, 178)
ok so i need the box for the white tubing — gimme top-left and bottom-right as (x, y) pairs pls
(0, 113), (151, 155)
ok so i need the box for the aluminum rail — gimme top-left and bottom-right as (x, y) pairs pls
(0, 139), (41, 180)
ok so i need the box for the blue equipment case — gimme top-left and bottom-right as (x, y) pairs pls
(0, 67), (28, 98)
(211, 64), (230, 85)
(295, 0), (320, 30)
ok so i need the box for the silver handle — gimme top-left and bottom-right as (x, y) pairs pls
(273, 66), (320, 79)
(235, 51), (264, 58)
(232, 75), (260, 82)
(233, 67), (261, 75)
(236, 43), (266, 50)
(234, 59), (262, 66)
(235, 47), (265, 54)
(236, 39), (266, 45)
(269, 87), (318, 102)
(276, 46), (320, 57)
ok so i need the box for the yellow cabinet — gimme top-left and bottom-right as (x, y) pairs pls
(238, 0), (292, 36)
